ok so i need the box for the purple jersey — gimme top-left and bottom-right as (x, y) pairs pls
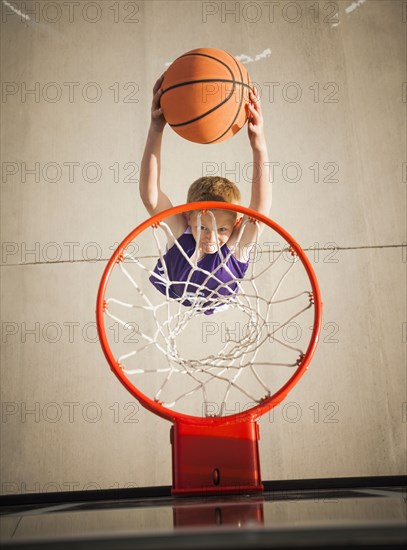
(149, 229), (249, 315)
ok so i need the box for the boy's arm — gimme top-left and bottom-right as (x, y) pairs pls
(139, 124), (173, 215)
(247, 89), (272, 216)
(230, 89), (272, 258)
(139, 75), (187, 240)
(249, 146), (271, 215)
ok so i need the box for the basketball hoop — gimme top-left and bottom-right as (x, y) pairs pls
(96, 202), (322, 495)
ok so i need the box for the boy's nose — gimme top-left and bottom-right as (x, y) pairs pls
(203, 229), (216, 240)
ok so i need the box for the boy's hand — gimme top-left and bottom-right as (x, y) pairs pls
(247, 88), (267, 151)
(150, 73), (167, 133)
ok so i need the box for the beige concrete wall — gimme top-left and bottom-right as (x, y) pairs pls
(1, 0), (406, 494)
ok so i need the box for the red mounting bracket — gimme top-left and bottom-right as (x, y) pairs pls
(171, 420), (264, 496)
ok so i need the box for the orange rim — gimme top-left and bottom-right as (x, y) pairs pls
(96, 202), (323, 426)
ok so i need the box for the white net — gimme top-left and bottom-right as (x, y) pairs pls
(102, 208), (316, 418)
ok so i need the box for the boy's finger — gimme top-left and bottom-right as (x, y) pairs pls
(152, 88), (163, 106)
(248, 103), (259, 119)
(253, 85), (260, 99)
(250, 88), (260, 101)
(249, 94), (260, 111)
(153, 74), (165, 93)
(250, 88), (259, 100)
(254, 101), (262, 115)
(250, 96), (262, 114)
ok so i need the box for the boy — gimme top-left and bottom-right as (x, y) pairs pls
(139, 73), (272, 313)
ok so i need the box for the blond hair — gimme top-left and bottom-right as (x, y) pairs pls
(187, 176), (241, 204)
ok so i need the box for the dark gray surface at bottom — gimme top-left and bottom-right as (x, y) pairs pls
(0, 478), (406, 549)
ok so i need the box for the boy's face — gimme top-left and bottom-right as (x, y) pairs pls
(187, 210), (239, 254)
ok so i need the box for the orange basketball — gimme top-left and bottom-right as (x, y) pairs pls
(161, 48), (252, 144)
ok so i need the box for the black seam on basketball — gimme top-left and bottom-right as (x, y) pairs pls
(162, 52), (238, 127)
(206, 52), (246, 144)
(167, 83), (238, 127)
(161, 79), (251, 96)
(163, 51), (247, 94)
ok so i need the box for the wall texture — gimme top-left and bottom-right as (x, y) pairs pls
(1, 0), (406, 495)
